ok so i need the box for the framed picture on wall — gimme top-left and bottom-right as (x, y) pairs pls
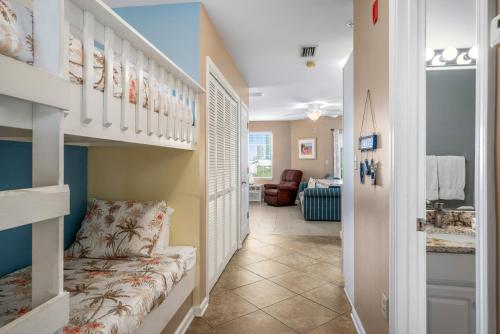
(298, 138), (316, 160)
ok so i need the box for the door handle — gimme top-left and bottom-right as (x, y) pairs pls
(241, 181), (247, 185)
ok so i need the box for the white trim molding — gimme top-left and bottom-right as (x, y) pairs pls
(174, 308), (195, 334)
(344, 288), (365, 334)
(475, 0), (497, 332)
(193, 297), (209, 317)
(388, 0), (427, 333)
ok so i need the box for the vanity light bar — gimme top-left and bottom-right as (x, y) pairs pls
(426, 46), (477, 68)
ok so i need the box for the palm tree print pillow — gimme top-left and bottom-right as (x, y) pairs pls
(67, 199), (168, 259)
(0, 0), (34, 64)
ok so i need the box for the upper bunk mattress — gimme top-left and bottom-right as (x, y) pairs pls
(0, 246), (196, 334)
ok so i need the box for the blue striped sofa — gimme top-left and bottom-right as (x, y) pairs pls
(299, 181), (341, 221)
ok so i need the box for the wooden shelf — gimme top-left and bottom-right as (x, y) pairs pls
(0, 185), (70, 232)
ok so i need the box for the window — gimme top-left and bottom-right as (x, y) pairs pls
(332, 129), (343, 178)
(249, 132), (272, 179)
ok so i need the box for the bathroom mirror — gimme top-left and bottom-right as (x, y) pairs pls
(425, 0), (477, 333)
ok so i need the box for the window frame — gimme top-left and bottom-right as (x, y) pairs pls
(248, 131), (273, 180)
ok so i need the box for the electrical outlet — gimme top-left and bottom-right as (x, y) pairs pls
(381, 293), (389, 321)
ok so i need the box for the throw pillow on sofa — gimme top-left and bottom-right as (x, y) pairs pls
(307, 177), (316, 189)
(67, 199), (170, 259)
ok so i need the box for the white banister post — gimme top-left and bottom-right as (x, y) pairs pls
(166, 73), (174, 140)
(32, 1), (69, 325)
(121, 40), (131, 131)
(157, 67), (165, 138)
(136, 51), (144, 134)
(81, 10), (95, 124)
(174, 78), (181, 141)
(147, 59), (156, 136)
(194, 92), (199, 145)
(188, 88), (194, 144)
(103, 27), (114, 127)
(182, 84), (187, 142)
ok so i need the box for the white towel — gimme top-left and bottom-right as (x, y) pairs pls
(426, 155), (439, 201)
(437, 156), (466, 200)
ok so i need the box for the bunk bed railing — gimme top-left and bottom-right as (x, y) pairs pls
(62, 0), (202, 149)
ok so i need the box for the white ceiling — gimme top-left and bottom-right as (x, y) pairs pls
(105, 0), (354, 121)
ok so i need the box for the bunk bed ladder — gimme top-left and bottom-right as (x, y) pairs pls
(0, 1), (70, 333)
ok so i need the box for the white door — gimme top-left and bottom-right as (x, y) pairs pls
(240, 104), (249, 245)
(206, 69), (240, 292)
(341, 54), (355, 302)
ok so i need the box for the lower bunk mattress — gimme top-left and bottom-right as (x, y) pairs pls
(0, 246), (196, 334)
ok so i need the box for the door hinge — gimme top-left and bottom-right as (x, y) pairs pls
(416, 218), (426, 231)
(247, 212), (249, 219)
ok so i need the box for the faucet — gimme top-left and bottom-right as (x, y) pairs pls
(434, 202), (445, 228)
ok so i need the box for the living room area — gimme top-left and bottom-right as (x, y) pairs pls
(248, 115), (343, 237)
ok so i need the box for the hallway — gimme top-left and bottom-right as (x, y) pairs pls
(249, 203), (342, 236)
(187, 234), (355, 333)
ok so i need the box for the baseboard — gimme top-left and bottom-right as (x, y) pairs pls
(173, 307), (194, 334)
(193, 297), (209, 317)
(344, 288), (366, 334)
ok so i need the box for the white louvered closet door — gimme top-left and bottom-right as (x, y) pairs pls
(207, 74), (240, 291)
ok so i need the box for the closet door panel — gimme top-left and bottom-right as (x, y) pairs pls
(206, 74), (240, 291)
(230, 100), (239, 250)
(207, 78), (217, 288)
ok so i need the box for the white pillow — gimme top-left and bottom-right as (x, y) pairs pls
(156, 207), (174, 252)
(307, 177), (316, 189)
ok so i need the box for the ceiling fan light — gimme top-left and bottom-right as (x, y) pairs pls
(307, 111), (321, 121)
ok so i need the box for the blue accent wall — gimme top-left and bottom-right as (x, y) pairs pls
(0, 141), (88, 277)
(114, 3), (201, 82)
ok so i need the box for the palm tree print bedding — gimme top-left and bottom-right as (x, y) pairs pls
(67, 199), (168, 259)
(0, 255), (188, 334)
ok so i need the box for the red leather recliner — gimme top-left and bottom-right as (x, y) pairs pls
(264, 169), (303, 206)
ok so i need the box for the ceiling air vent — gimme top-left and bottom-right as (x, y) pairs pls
(301, 45), (317, 58)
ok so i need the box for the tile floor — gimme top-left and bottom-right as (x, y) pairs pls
(187, 233), (355, 334)
(249, 203), (342, 236)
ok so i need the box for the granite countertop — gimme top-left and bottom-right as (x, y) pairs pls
(426, 225), (476, 254)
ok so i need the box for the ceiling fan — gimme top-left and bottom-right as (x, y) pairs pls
(283, 103), (343, 121)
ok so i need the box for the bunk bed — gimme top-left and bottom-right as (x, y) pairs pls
(0, 0), (202, 333)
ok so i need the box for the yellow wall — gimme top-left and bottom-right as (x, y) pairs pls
(353, 0), (390, 332)
(88, 146), (203, 301)
(88, 4), (249, 307)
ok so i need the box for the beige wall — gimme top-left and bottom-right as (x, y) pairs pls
(290, 116), (343, 180)
(88, 3), (249, 308)
(249, 121), (291, 184)
(353, 0), (390, 333)
(249, 117), (342, 183)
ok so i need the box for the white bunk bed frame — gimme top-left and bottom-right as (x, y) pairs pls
(0, 0), (200, 333)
